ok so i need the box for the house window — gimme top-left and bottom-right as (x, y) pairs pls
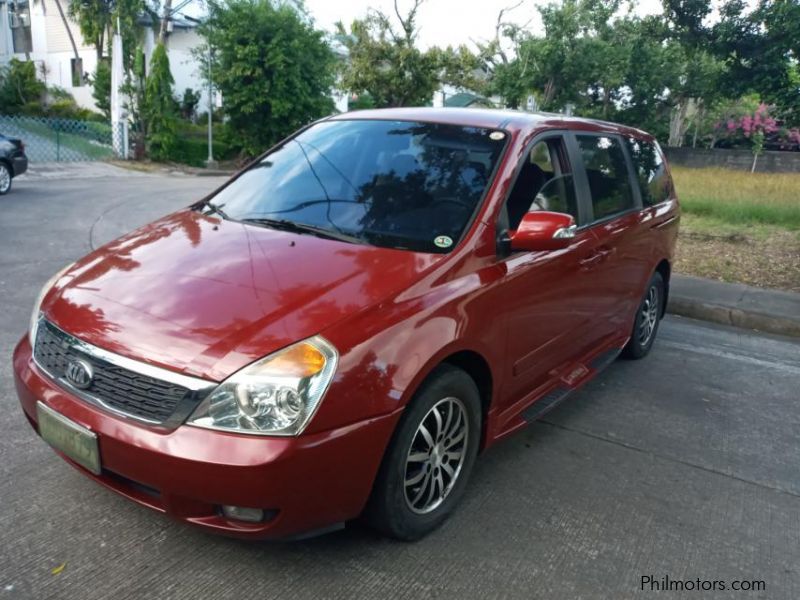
(71, 58), (84, 87)
(9, 0), (33, 54)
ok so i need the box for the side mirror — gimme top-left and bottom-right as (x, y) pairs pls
(510, 211), (577, 252)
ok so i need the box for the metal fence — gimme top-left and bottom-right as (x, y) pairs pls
(0, 114), (125, 162)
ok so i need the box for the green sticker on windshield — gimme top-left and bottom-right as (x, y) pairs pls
(434, 235), (453, 249)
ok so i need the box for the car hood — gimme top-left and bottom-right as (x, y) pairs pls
(43, 209), (442, 381)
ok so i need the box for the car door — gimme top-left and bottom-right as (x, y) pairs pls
(496, 133), (611, 409)
(567, 131), (651, 339)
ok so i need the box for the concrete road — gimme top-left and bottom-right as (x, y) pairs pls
(1, 168), (798, 599)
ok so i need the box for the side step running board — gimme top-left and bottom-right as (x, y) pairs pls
(521, 387), (570, 422)
(521, 347), (623, 424)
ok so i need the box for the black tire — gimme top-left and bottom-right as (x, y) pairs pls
(0, 162), (11, 195)
(622, 271), (665, 359)
(364, 364), (481, 541)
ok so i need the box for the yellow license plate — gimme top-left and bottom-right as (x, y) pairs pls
(36, 401), (101, 475)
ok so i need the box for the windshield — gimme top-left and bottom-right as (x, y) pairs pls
(203, 119), (508, 253)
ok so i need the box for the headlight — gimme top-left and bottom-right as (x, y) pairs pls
(188, 336), (338, 436)
(29, 262), (75, 345)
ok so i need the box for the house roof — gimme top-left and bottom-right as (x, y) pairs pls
(443, 92), (494, 108)
(135, 15), (199, 30)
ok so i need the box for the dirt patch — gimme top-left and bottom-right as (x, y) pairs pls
(675, 229), (800, 293)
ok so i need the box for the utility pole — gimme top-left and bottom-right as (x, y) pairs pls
(159, 0), (173, 44)
(206, 36), (214, 167)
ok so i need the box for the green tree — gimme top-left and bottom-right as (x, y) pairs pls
(143, 43), (179, 160)
(713, 0), (800, 121)
(478, 0), (633, 113)
(349, 92), (376, 110)
(67, 0), (149, 72)
(91, 59), (112, 119)
(470, 2), (531, 108)
(202, 0), (335, 156)
(121, 46), (148, 158)
(335, 0), (440, 107)
(432, 45), (488, 96)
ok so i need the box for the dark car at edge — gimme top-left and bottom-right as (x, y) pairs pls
(0, 132), (28, 195)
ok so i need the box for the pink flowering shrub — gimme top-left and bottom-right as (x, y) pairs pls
(713, 103), (798, 150)
(740, 104), (778, 137)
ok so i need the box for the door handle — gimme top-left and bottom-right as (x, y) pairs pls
(580, 246), (615, 269)
(651, 215), (678, 230)
(579, 252), (603, 268)
(597, 246), (616, 258)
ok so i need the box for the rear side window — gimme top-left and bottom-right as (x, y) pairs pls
(627, 138), (671, 206)
(576, 135), (634, 221)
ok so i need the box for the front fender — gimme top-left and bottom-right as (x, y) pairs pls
(308, 264), (506, 436)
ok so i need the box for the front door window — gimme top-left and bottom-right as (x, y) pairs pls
(504, 137), (578, 230)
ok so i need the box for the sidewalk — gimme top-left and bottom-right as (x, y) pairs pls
(19, 161), (152, 180)
(19, 161), (235, 180)
(668, 274), (800, 338)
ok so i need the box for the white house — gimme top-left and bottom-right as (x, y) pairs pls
(0, 0), (209, 112)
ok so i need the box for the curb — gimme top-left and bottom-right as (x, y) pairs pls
(179, 168), (236, 177)
(108, 161), (236, 178)
(667, 296), (800, 338)
(192, 170), (236, 177)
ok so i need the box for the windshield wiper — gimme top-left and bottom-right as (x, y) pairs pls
(199, 200), (230, 220)
(241, 218), (364, 245)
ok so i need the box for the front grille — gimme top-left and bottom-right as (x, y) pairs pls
(33, 320), (193, 424)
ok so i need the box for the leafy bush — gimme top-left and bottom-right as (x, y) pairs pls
(47, 86), (74, 101)
(172, 137), (233, 166)
(202, 0), (335, 156)
(168, 121), (236, 165)
(47, 99), (86, 118)
(180, 88), (201, 120)
(0, 59), (105, 121)
(0, 58), (46, 113)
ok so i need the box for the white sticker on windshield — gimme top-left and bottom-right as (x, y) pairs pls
(489, 131), (505, 141)
(434, 235), (453, 249)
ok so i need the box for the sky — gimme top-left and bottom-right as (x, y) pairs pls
(302, 0), (667, 50)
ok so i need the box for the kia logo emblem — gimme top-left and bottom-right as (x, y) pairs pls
(65, 358), (93, 390)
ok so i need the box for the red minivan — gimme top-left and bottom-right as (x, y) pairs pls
(13, 108), (679, 540)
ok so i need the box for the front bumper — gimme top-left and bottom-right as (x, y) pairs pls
(13, 335), (400, 539)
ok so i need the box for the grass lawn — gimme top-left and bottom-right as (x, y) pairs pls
(22, 120), (114, 161)
(671, 166), (800, 293)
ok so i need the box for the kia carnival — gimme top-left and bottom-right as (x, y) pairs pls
(13, 108), (679, 540)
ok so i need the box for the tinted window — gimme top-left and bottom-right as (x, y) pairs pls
(627, 138), (670, 206)
(205, 120), (507, 253)
(576, 135), (634, 221)
(530, 174), (578, 217)
(530, 141), (554, 172)
(505, 138), (578, 229)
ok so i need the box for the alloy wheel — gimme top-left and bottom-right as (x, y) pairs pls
(404, 397), (469, 515)
(638, 285), (659, 346)
(0, 165), (10, 194)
